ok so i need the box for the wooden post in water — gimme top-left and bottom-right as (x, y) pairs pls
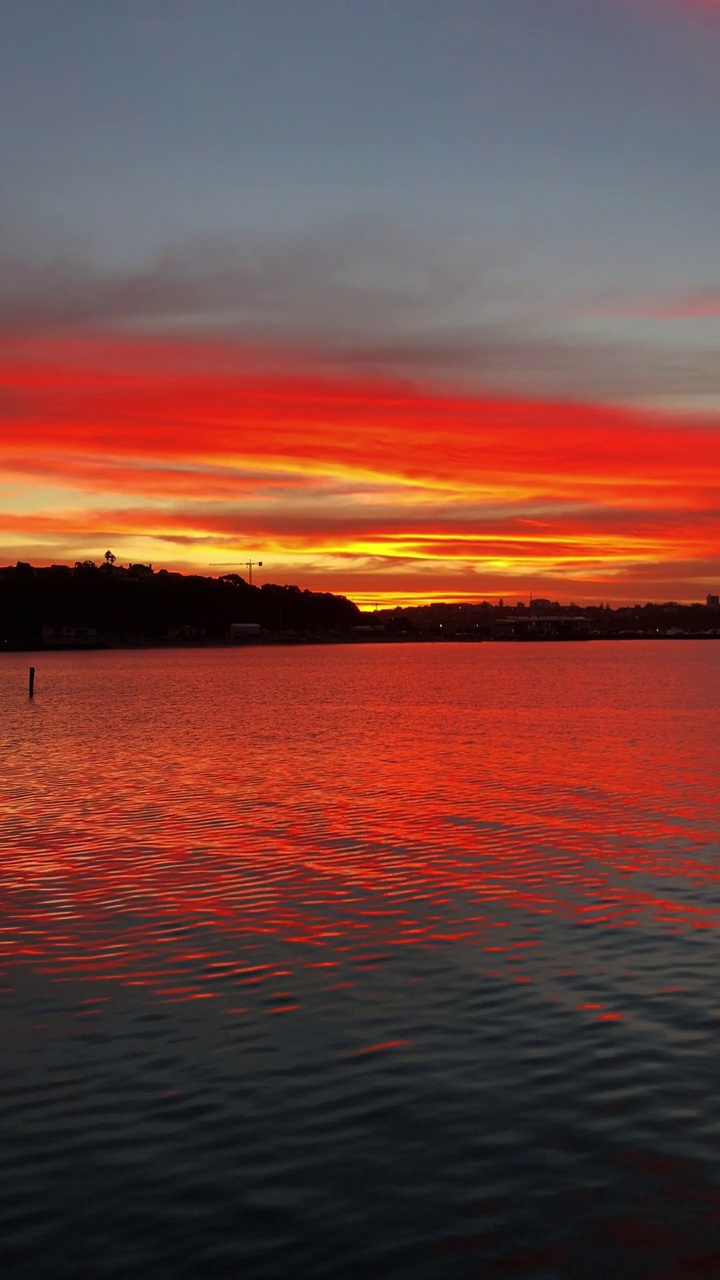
(28, 666), (35, 698)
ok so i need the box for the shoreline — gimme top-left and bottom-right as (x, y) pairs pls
(3, 631), (720, 655)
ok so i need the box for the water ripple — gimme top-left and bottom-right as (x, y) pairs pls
(2, 643), (720, 1277)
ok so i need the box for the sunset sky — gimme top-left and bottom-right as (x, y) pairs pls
(2, 0), (719, 607)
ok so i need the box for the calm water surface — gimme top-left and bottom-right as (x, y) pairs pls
(1, 642), (720, 1279)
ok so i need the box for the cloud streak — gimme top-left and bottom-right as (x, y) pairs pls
(2, 216), (719, 405)
(1, 333), (718, 604)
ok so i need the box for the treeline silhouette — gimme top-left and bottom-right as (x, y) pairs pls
(0, 561), (360, 648)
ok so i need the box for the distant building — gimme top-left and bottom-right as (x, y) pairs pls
(167, 625), (206, 641)
(42, 625), (98, 647)
(707, 594), (719, 610)
(491, 615), (590, 641)
(230, 622), (261, 640)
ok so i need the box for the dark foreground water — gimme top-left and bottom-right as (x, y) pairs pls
(1, 641), (720, 1279)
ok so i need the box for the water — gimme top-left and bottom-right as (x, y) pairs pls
(1, 641), (719, 1279)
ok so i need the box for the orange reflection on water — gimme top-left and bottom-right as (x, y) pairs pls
(0, 644), (719, 1019)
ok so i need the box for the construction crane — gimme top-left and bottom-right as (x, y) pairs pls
(244, 560), (262, 586)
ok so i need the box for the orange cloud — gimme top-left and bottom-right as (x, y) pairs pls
(1, 334), (718, 605)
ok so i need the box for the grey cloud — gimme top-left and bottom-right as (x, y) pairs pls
(330, 328), (720, 402)
(0, 216), (486, 335)
(1, 212), (720, 403)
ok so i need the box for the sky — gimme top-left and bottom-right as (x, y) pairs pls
(1, 0), (719, 607)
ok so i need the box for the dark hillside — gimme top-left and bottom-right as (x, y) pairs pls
(0, 562), (360, 648)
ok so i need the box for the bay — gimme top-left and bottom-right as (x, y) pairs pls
(1, 641), (719, 1279)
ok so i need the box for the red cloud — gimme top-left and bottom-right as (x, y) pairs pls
(655, 0), (720, 11)
(1, 334), (719, 604)
(593, 292), (720, 319)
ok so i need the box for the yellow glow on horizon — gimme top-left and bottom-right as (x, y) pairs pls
(1, 333), (719, 605)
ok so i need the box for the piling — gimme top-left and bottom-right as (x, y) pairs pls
(28, 666), (35, 698)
